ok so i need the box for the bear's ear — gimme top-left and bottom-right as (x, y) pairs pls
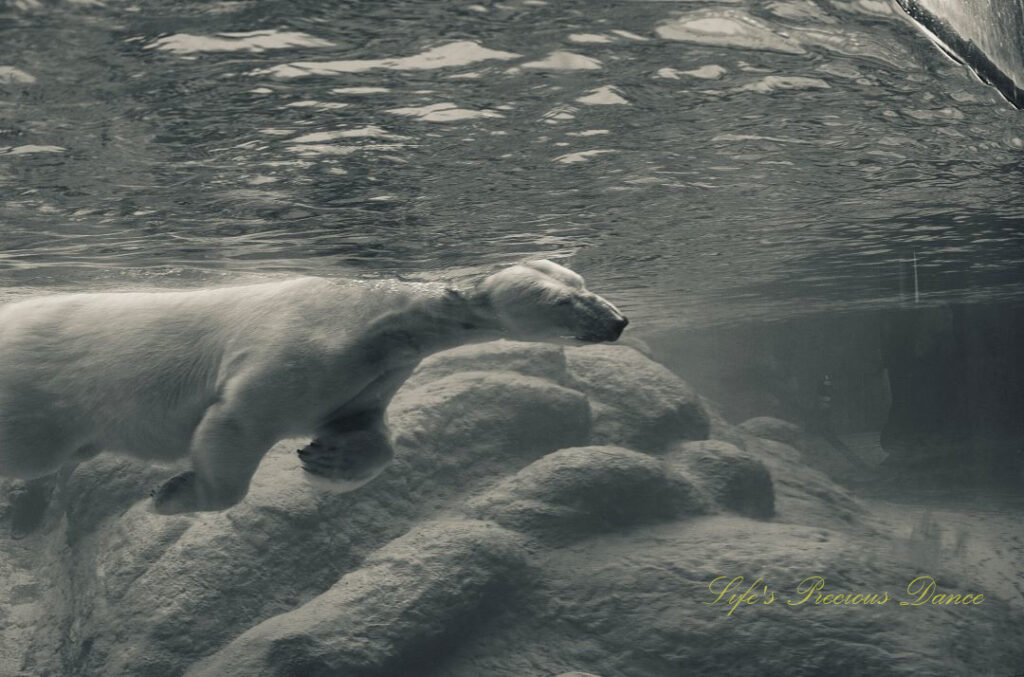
(522, 259), (558, 273)
(522, 260), (585, 289)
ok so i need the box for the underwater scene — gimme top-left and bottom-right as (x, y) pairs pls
(1, 0), (1022, 674)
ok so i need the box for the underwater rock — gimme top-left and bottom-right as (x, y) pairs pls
(408, 340), (570, 386)
(69, 447), (358, 677)
(63, 455), (173, 539)
(565, 345), (710, 451)
(21, 346), (595, 676)
(466, 446), (707, 542)
(436, 516), (1024, 677)
(4, 339), (1018, 676)
(667, 440), (775, 519)
(389, 370), (592, 473)
(737, 416), (807, 450)
(60, 366), (591, 676)
(742, 435), (865, 529)
(699, 396), (748, 449)
(616, 335), (654, 357)
(186, 520), (526, 677)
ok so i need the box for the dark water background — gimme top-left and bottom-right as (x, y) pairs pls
(1, 0), (1021, 331)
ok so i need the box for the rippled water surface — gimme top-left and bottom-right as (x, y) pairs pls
(1, 0), (1021, 328)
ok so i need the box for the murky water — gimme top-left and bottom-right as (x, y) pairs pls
(1, 0), (1021, 330)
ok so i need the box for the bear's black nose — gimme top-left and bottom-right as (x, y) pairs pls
(609, 316), (629, 340)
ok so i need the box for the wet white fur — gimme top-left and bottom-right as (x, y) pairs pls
(0, 260), (626, 513)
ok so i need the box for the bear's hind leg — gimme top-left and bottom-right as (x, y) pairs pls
(7, 474), (58, 538)
(0, 418), (84, 480)
(1, 434), (93, 537)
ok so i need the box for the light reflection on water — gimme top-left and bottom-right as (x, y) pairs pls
(0, 0), (1021, 328)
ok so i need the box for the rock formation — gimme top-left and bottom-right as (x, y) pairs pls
(0, 341), (1020, 676)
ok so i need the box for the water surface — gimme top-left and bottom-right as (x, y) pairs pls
(0, 0), (1021, 330)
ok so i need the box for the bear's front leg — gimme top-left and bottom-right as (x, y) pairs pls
(152, 402), (276, 515)
(298, 410), (394, 493)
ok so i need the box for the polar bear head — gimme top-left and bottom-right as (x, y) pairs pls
(475, 260), (629, 343)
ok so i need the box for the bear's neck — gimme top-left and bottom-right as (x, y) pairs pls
(361, 285), (502, 365)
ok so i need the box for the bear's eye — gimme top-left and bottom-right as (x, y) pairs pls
(555, 297), (573, 307)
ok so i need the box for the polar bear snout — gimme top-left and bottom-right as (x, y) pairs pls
(572, 291), (629, 343)
(606, 314), (630, 340)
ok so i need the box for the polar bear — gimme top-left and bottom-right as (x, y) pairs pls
(0, 260), (627, 515)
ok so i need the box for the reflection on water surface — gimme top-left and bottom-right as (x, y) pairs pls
(0, 0), (1020, 331)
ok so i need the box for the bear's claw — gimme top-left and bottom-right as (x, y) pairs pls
(297, 441), (364, 479)
(151, 470), (196, 508)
